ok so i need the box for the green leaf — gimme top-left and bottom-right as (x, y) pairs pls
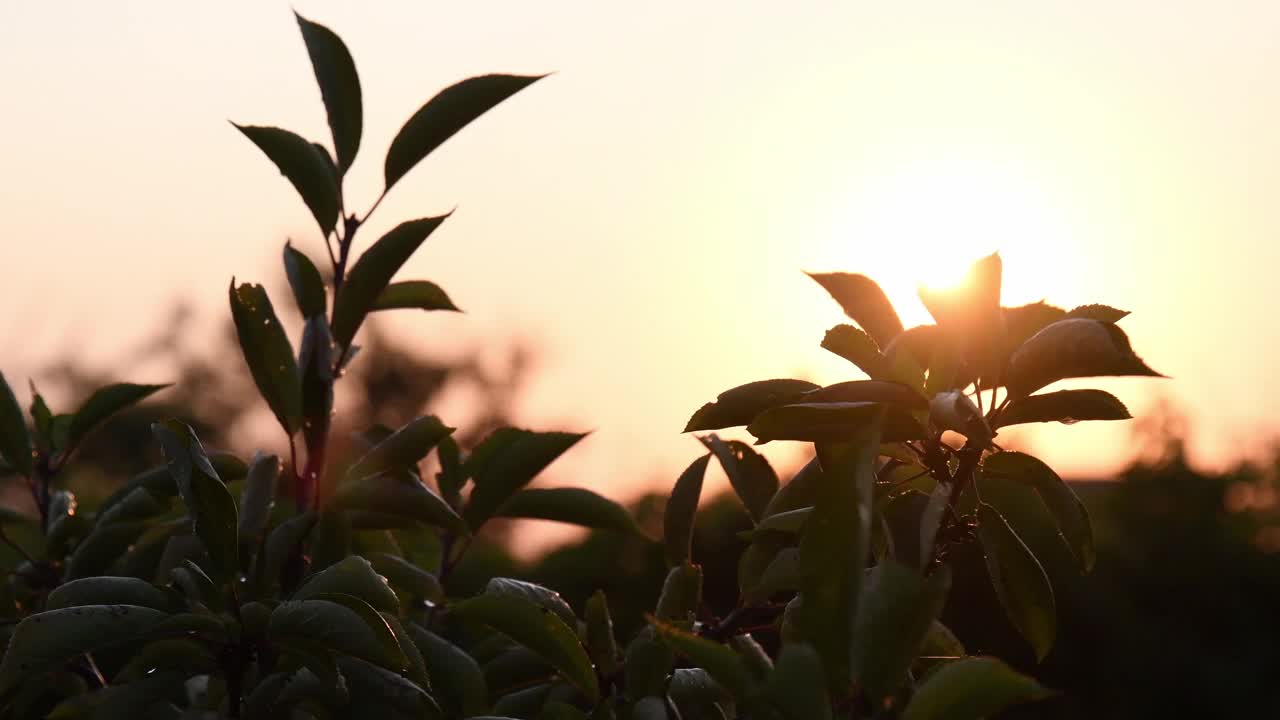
(331, 216), (450, 348)
(1002, 302), (1066, 352)
(46, 577), (170, 612)
(901, 657), (1054, 720)
(795, 411), (883, 691)
(744, 546), (800, 604)
(261, 511), (315, 593)
(1065, 304), (1129, 323)
(298, 315), (335, 462)
(347, 415), (455, 480)
(625, 627), (674, 700)
(296, 12), (362, 173)
(806, 272), (904, 348)
(338, 654), (439, 718)
(585, 590), (619, 676)
(366, 553), (443, 604)
(229, 281), (303, 435)
(435, 434), (465, 508)
(0, 605), (170, 695)
(650, 619), (754, 702)
(759, 643), (832, 720)
(384, 73), (545, 189)
(982, 451), (1095, 572)
(270, 597), (406, 671)
(995, 389), (1131, 429)
(153, 421), (238, 582)
(284, 242), (327, 318)
(745, 506), (812, 538)
(484, 576), (578, 630)
(977, 503), (1056, 660)
(632, 696), (670, 720)
(701, 435), (778, 523)
(64, 383), (168, 456)
(664, 454), (711, 566)
(372, 280), (460, 313)
(406, 623), (488, 717)
(64, 522), (148, 580)
(851, 562), (950, 701)
(450, 592), (599, 701)
(1005, 318), (1163, 398)
(684, 379), (819, 433)
(294, 555), (400, 614)
(496, 487), (641, 534)
(800, 380), (928, 410)
(820, 324), (889, 379)
(917, 253), (1002, 337)
(462, 430), (586, 531)
(233, 124), (339, 236)
(238, 451), (280, 549)
(331, 470), (468, 536)
(655, 563), (703, 623)
(747, 401), (920, 444)
(0, 372), (32, 477)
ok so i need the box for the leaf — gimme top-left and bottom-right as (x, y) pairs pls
(744, 546), (800, 603)
(820, 324), (889, 379)
(64, 522), (148, 580)
(284, 242), (327, 318)
(654, 563), (703, 623)
(366, 553), (443, 604)
(701, 435), (778, 523)
(294, 555), (400, 614)
(0, 372), (32, 477)
(684, 379), (819, 433)
(650, 619), (754, 702)
(800, 380), (928, 409)
(1005, 318), (1163, 398)
(296, 12), (362, 173)
(759, 644), (832, 720)
(45, 577), (170, 612)
(372, 280), (460, 313)
(746, 507), (812, 538)
(462, 430), (586, 531)
(347, 415), (455, 480)
(0, 605), (169, 695)
(384, 73), (546, 189)
(1065, 304), (1129, 323)
(331, 216), (450, 349)
(153, 421), (238, 582)
(484, 577), (578, 630)
(332, 470), (468, 536)
(406, 623), (488, 717)
(238, 451), (280, 550)
(261, 511), (315, 594)
(585, 590), (619, 676)
(900, 657), (1054, 720)
(982, 451), (1095, 572)
(995, 389), (1131, 429)
(1002, 301), (1066, 351)
(927, 390), (991, 446)
(63, 383), (168, 456)
(232, 124), (339, 236)
(978, 503), (1056, 661)
(229, 281), (303, 435)
(795, 411), (883, 691)
(917, 253), (1002, 335)
(625, 627), (675, 700)
(664, 454), (711, 566)
(851, 562), (950, 701)
(270, 597), (406, 671)
(747, 401), (921, 444)
(632, 696), (669, 720)
(496, 487), (642, 534)
(449, 592), (599, 701)
(806, 272), (904, 348)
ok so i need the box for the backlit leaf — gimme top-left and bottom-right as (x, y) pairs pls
(1005, 318), (1162, 399)
(372, 280), (460, 313)
(982, 451), (1095, 572)
(462, 430), (585, 531)
(296, 12), (362, 173)
(978, 503), (1056, 661)
(901, 657), (1054, 720)
(684, 379), (819, 433)
(496, 487), (642, 535)
(229, 281), (302, 435)
(806, 272), (904, 348)
(233, 124), (339, 236)
(664, 454), (711, 566)
(995, 389), (1131, 429)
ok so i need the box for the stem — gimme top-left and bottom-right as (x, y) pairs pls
(440, 535), (473, 584)
(0, 525), (35, 566)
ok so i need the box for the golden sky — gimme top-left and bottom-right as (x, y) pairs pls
(3, 2), (1279, 507)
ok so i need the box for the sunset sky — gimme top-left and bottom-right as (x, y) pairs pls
(3, 2), (1279, 511)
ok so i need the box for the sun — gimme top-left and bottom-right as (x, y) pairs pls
(816, 157), (1082, 327)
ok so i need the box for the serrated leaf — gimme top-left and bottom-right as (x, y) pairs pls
(650, 619), (754, 702)
(153, 421), (238, 582)
(450, 592), (599, 701)
(296, 12), (362, 173)
(347, 415), (454, 480)
(747, 401), (920, 444)
(820, 324), (889, 379)
(995, 389), (1131, 429)
(702, 435), (778, 523)
(901, 657), (1054, 720)
(331, 470), (468, 536)
(664, 454), (711, 566)
(65, 383), (168, 456)
(1006, 318), (1163, 398)
(496, 487), (641, 534)
(406, 623), (488, 717)
(1002, 301), (1066, 352)
(982, 451), (1095, 572)
(233, 124), (339, 236)
(270, 597), (406, 672)
(851, 562), (950, 701)
(462, 430), (585, 531)
(372, 280), (460, 313)
(684, 379), (819, 433)
(46, 577), (170, 612)
(806, 272), (904, 348)
(800, 380), (928, 409)
(1065, 304), (1129, 323)
(294, 555), (400, 614)
(759, 643), (831, 720)
(384, 73), (545, 188)
(331, 216), (450, 349)
(229, 281), (303, 435)
(284, 242), (327, 318)
(0, 372), (32, 477)
(978, 503), (1056, 660)
(0, 605), (169, 695)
